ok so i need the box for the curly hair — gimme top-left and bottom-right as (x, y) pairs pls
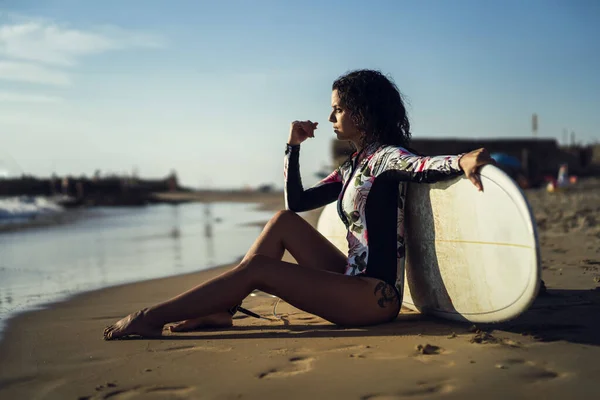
(332, 69), (411, 149)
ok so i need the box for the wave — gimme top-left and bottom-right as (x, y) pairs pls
(0, 196), (64, 222)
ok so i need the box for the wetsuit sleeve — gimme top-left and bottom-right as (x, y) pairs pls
(284, 144), (343, 212)
(375, 147), (464, 183)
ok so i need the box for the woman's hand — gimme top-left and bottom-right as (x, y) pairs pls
(288, 120), (318, 146)
(458, 148), (496, 192)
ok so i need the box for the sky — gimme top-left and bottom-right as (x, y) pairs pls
(0, 0), (599, 188)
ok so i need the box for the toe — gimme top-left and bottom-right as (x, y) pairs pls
(103, 327), (114, 340)
(106, 328), (121, 340)
(104, 326), (122, 341)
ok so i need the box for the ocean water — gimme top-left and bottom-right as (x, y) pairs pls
(0, 199), (275, 338)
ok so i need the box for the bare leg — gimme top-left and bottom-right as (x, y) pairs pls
(169, 304), (280, 330)
(104, 211), (399, 340)
(169, 312), (233, 332)
(171, 210), (348, 332)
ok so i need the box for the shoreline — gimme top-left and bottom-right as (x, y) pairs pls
(0, 195), (287, 341)
(0, 195), (288, 338)
(0, 259), (245, 342)
(2, 184), (600, 399)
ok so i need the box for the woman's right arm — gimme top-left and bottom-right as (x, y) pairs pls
(283, 120), (342, 212)
(284, 144), (342, 212)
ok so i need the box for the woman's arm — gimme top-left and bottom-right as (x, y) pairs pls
(284, 144), (342, 212)
(373, 146), (464, 183)
(375, 146), (495, 191)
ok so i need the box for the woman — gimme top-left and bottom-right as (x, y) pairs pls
(104, 69), (493, 340)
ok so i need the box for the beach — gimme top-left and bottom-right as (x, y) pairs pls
(1, 182), (600, 400)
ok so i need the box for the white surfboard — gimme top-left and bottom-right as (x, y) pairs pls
(316, 165), (541, 323)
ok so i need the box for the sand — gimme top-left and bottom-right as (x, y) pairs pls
(1, 181), (600, 399)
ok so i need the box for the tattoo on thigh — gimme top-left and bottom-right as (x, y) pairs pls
(373, 282), (400, 309)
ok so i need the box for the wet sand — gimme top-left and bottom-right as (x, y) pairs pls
(1, 182), (600, 399)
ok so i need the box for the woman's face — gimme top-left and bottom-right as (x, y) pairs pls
(329, 89), (361, 144)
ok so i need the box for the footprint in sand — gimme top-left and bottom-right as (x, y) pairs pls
(84, 385), (195, 399)
(333, 345), (373, 359)
(269, 345), (371, 359)
(346, 344), (451, 363)
(258, 356), (315, 379)
(361, 380), (454, 399)
(494, 359), (563, 382)
(519, 365), (562, 382)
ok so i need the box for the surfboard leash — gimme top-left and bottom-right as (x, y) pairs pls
(228, 298), (285, 321)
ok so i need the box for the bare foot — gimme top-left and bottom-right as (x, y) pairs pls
(103, 309), (164, 340)
(170, 312), (233, 332)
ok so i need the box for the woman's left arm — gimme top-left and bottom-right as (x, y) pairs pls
(377, 147), (494, 190)
(376, 147), (463, 183)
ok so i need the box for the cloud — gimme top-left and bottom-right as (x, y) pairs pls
(0, 15), (166, 87)
(0, 91), (64, 103)
(0, 60), (70, 85)
(0, 18), (166, 67)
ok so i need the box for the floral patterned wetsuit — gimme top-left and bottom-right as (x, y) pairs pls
(284, 141), (464, 298)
